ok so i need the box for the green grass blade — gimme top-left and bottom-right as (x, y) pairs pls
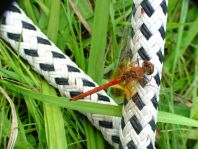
(171, 0), (189, 76)
(73, 0), (94, 28)
(47, 0), (60, 42)
(42, 81), (67, 149)
(158, 111), (198, 127)
(181, 16), (198, 53)
(190, 44), (198, 119)
(88, 0), (110, 83)
(0, 80), (122, 116)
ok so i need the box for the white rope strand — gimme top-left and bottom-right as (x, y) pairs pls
(119, 0), (168, 148)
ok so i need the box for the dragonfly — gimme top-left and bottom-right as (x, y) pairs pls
(71, 61), (154, 101)
(71, 18), (154, 101)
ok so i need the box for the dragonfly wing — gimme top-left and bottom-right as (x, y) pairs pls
(110, 22), (134, 99)
(124, 80), (137, 101)
(119, 26), (133, 67)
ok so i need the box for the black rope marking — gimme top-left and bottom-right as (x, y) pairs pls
(132, 3), (136, 16)
(112, 136), (120, 144)
(131, 28), (135, 38)
(52, 51), (65, 59)
(39, 63), (55, 71)
(138, 47), (150, 61)
(99, 121), (113, 128)
(22, 21), (36, 31)
(141, 0), (154, 17)
(55, 78), (69, 85)
(67, 65), (80, 72)
(149, 118), (156, 131)
(121, 117), (125, 130)
(7, 33), (23, 42)
(151, 95), (158, 110)
(8, 5), (21, 14)
(159, 25), (165, 39)
(119, 143), (124, 149)
(140, 24), (152, 40)
(139, 77), (148, 87)
(154, 73), (160, 86)
(82, 79), (96, 87)
(37, 37), (51, 45)
(132, 93), (145, 110)
(160, 0), (167, 15)
(1, 16), (6, 24)
(127, 140), (137, 149)
(97, 94), (110, 102)
(147, 142), (154, 149)
(130, 115), (142, 134)
(24, 49), (38, 57)
(157, 50), (163, 63)
(70, 91), (82, 98)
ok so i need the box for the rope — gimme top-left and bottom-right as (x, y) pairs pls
(0, 1), (168, 148)
(119, 0), (168, 148)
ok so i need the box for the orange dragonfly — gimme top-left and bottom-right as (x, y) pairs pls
(71, 61), (154, 101)
(71, 24), (154, 101)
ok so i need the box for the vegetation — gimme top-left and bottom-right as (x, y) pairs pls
(0, 0), (198, 148)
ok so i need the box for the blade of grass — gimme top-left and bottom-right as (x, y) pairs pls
(95, 131), (105, 149)
(0, 80), (122, 116)
(24, 96), (46, 148)
(35, 0), (50, 16)
(73, 0), (93, 25)
(158, 111), (198, 127)
(2, 79), (198, 128)
(69, 0), (92, 33)
(88, 0), (110, 83)
(47, 0), (60, 42)
(83, 120), (96, 149)
(171, 0), (189, 77)
(190, 44), (198, 119)
(42, 81), (67, 149)
(169, 1), (189, 148)
(181, 16), (198, 54)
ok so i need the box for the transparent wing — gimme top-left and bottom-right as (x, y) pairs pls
(110, 20), (133, 100)
(119, 26), (133, 66)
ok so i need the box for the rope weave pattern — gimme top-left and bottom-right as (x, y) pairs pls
(0, 1), (167, 148)
(119, 0), (167, 148)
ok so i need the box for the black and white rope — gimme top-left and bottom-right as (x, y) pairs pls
(0, 1), (168, 148)
(119, 0), (167, 148)
(0, 2), (121, 147)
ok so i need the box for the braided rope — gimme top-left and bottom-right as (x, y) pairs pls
(119, 0), (168, 148)
(0, 2), (120, 147)
(0, 1), (168, 148)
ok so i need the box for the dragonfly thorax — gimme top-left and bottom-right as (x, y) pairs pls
(121, 67), (142, 81)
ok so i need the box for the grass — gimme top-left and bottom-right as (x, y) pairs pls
(0, 0), (198, 148)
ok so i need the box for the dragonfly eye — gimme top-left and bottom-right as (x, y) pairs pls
(142, 61), (154, 75)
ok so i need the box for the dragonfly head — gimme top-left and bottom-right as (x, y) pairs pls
(142, 61), (154, 75)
